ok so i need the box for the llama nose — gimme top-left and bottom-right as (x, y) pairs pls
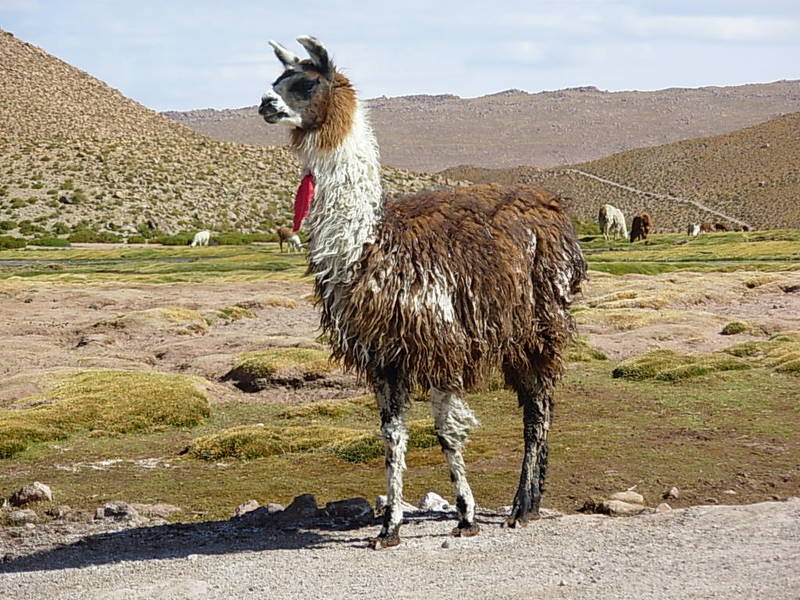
(258, 96), (276, 116)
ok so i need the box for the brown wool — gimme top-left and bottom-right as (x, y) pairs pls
(313, 184), (587, 392)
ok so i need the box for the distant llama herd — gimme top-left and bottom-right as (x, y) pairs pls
(597, 203), (750, 243)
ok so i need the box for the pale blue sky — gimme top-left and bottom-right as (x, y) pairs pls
(1, 0), (798, 111)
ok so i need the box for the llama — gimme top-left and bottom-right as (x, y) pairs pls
(191, 230), (210, 247)
(277, 226), (304, 253)
(629, 213), (651, 243)
(259, 36), (587, 548)
(687, 223), (701, 237)
(598, 204), (627, 241)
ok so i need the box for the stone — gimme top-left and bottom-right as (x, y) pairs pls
(603, 500), (647, 516)
(656, 503), (672, 513)
(232, 500), (260, 518)
(417, 492), (451, 512)
(609, 491), (644, 505)
(130, 503), (182, 519)
(266, 503), (284, 514)
(45, 505), (72, 519)
(8, 482), (53, 506)
(663, 487), (680, 500)
(95, 501), (139, 521)
(8, 509), (38, 525)
(325, 497), (374, 526)
(278, 494), (322, 522)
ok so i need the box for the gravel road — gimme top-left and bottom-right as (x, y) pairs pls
(1, 498), (798, 600)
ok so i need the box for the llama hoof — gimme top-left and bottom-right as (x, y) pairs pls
(368, 532), (401, 549)
(451, 523), (480, 537)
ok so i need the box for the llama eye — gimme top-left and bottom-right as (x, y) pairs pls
(289, 79), (316, 97)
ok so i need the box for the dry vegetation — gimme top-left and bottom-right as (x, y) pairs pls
(0, 30), (451, 243)
(443, 111), (800, 231)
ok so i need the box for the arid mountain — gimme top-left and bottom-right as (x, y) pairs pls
(165, 82), (800, 173)
(441, 111), (800, 231)
(0, 30), (447, 239)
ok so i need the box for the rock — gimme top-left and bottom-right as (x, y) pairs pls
(722, 490), (737, 496)
(603, 500), (647, 516)
(95, 501), (139, 521)
(232, 500), (260, 518)
(705, 497), (719, 504)
(418, 492), (451, 512)
(130, 503), (182, 519)
(278, 494), (322, 522)
(325, 497), (374, 526)
(8, 482), (53, 506)
(441, 540), (450, 549)
(579, 498), (646, 516)
(663, 487), (680, 500)
(266, 503), (284, 514)
(8, 509), (38, 525)
(45, 505), (72, 519)
(656, 503), (672, 513)
(609, 491), (644, 505)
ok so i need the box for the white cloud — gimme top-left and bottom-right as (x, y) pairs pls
(622, 14), (800, 42)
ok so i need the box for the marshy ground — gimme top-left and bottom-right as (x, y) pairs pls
(0, 231), (798, 526)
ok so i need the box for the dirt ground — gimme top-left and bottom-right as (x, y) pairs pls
(2, 269), (798, 407)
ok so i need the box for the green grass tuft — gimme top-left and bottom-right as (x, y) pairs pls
(721, 321), (748, 335)
(0, 370), (210, 459)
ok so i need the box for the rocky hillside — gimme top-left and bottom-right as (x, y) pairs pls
(165, 82), (800, 173)
(442, 111), (800, 231)
(0, 30), (448, 240)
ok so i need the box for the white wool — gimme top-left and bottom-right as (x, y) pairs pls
(296, 99), (383, 356)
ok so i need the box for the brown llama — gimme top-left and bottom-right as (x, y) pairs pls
(258, 36), (587, 548)
(700, 222), (713, 233)
(629, 213), (652, 243)
(276, 226), (304, 253)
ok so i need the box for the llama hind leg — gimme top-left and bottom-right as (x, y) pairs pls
(430, 388), (480, 537)
(504, 364), (554, 527)
(369, 368), (410, 549)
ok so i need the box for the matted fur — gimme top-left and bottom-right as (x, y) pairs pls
(314, 184), (587, 391)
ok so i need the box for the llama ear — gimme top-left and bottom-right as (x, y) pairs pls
(297, 35), (333, 79)
(269, 40), (300, 67)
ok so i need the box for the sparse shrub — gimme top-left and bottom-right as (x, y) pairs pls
(67, 229), (121, 243)
(127, 235), (146, 244)
(30, 236), (70, 247)
(0, 220), (16, 231)
(0, 235), (26, 249)
(721, 321), (748, 335)
(50, 222), (70, 235)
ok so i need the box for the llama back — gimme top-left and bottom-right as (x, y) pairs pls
(320, 184), (586, 390)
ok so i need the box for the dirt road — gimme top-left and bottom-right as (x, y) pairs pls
(1, 498), (798, 600)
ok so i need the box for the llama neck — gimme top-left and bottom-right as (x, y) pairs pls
(296, 100), (383, 291)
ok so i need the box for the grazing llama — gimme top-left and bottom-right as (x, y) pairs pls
(259, 36), (587, 548)
(629, 213), (651, 243)
(277, 226), (304, 252)
(191, 230), (210, 247)
(598, 204), (627, 241)
(687, 223), (701, 237)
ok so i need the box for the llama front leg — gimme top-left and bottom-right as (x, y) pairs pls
(430, 388), (480, 536)
(369, 368), (409, 549)
(506, 375), (553, 527)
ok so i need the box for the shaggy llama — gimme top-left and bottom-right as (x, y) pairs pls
(598, 204), (627, 241)
(190, 230), (210, 247)
(258, 36), (587, 548)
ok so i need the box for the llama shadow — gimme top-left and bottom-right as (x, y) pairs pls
(0, 516), (368, 574)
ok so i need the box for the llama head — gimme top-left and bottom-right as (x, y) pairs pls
(259, 35), (354, 137)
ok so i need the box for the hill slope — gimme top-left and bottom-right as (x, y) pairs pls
(165, 82), (800, 172)
(0, 30), (446, 240)
(441, 112), (800, 231)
